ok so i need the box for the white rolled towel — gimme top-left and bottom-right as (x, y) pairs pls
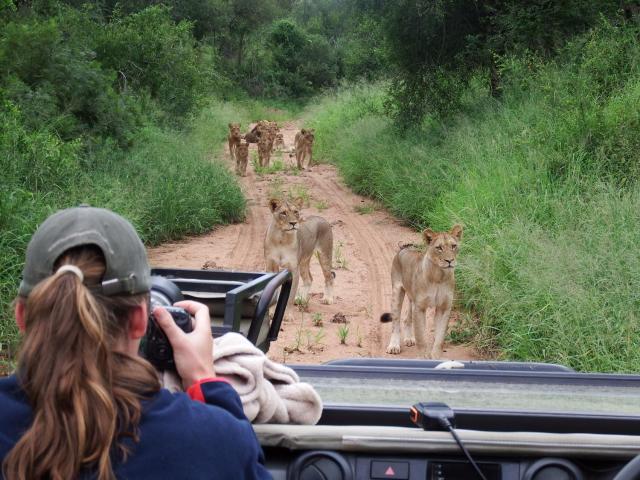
(162, 332), (322, 425)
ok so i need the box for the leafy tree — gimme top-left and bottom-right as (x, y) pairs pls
(94, 5), (211, 118)
(364, 0), (621, 125)
(339, 14), (387, 81)
(228, 0), (277, 67)
(267, 19), (338, 97)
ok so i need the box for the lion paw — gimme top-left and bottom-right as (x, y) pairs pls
(321, 295), (334, 305)
(404, 337), (416, 347)
(386, 343), (401, 354)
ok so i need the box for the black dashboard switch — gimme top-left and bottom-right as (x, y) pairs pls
(371, 460), (409, 479)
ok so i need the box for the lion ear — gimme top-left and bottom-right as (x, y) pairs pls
(301, 128), (307, 134)
(450, 224), (463, 241)
(293, 196), (304, 209)
(228, 123), (232, 128)
(269, 198), (281, 212)
(423, 228), (436, 245)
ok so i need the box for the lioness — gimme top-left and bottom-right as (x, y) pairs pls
(294, 128), (315, 169)
(264, 197), (334, 315)
(381, 225), (463, 359)
(235, 140), (249, 176)
(228, 123), (241, 161)
(257, 134), (271, 167)
(267, 121), (278, 149)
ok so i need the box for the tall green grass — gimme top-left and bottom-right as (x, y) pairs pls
(306, 23), (640, 373)
(0, 98), (268, 365)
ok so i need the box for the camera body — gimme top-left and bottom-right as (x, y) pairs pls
(141, 276), (193, 371)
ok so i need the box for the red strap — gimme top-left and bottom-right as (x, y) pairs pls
(186, 377), (229, 403)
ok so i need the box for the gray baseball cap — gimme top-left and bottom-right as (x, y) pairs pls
(18, 205), (151, 297)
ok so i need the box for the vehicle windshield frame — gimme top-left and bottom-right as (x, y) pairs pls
(291, 360), (640, 435)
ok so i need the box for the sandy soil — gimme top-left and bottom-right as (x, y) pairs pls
(147, 121), (481, 364)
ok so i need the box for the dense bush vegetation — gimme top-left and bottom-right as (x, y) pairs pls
(0, 2), (263, 360)
(307, 21), (640, 372)
(0, 98), (254, 352)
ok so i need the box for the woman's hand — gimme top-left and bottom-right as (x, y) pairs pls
(153, 300), (215, 389)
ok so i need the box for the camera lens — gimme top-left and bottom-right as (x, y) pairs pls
(142, 276), (189, 371)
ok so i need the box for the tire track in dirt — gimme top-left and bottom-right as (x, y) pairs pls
(230, 173), (266, 271)
(148, 119), (482, 363)
(308, 174), (392, 356)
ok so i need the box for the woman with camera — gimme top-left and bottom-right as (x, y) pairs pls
(0, 206), (271, 480)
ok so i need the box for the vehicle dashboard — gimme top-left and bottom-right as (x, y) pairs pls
(263, 450), (619, 480)
(258, 359), (640, 480)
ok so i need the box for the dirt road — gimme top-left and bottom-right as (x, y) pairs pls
(147, 121), (481, 364)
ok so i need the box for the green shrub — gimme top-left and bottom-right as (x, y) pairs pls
(0, 15), (142, 144)
(266, 19), (338, 97)
(95, 5), (213, 120)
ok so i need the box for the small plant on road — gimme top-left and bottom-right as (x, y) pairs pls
(338, 324), (349, 345)
(295, 295), (310, 312)
(285, 311), (306, 354)
(306, 328), (326, 351)
(288, 185), (311, 206)
(312, 312), (323, 326)
(284, 163), (301, 175)
(354, 203), (375, 214)
(314, 200), (328, 211)
(334, 241), (348, 269)
(254, 159), (284, 176)
(268, 176), (285, 199)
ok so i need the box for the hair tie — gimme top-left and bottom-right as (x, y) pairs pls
(56, 265), (84, 282)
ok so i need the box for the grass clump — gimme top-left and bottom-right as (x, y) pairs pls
(306, 22), (640, 373)
(354, 203), (375, 214)
(333, 241), (348, 270)
(315, 200), (329, 211)
(312, 312), (323, 327)
(253, 158), (285, 176)
(337, 324), (349, 345)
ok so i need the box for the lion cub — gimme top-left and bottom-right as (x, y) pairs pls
(381, 225), (463, 359)
(264, 197), (334, 314)
(228, 123), (241, 161)
(235, 140), (249, 176)
(294, 128), (315, 169)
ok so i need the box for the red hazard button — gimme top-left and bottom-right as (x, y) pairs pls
(371, 460), (409, 479)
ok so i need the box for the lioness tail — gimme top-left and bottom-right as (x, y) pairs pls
(380, 313), (392, 323)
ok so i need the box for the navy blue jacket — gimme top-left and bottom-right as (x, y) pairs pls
(0, 375), (272, 479)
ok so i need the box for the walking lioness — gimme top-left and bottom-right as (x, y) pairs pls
(264, 197), (334, 315)
(228, 123), (241, 161)
(294, 129), (315, 169)
(381, 225), (463, 359)
(235, 140), (249, 176)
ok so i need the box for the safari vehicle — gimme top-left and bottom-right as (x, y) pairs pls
(156, 267), (640, 480)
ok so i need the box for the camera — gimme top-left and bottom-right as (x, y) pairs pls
(141, 276), (193, 371)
